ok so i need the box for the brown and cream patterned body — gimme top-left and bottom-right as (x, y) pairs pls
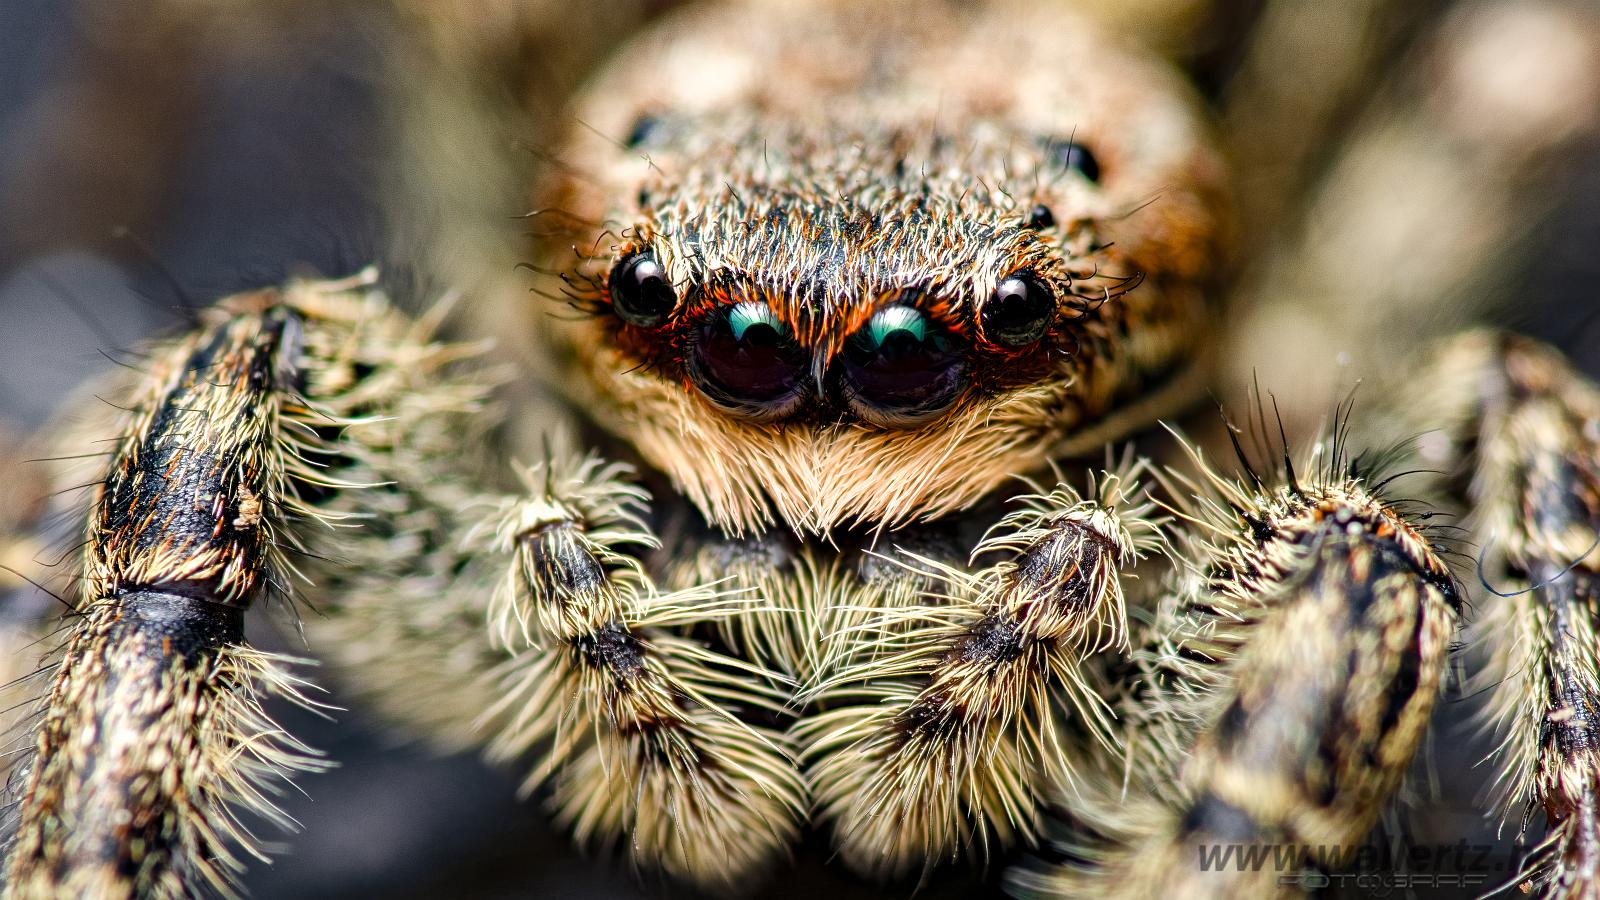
(1, 1), (1599, 898)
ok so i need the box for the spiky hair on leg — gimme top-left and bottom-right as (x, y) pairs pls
(5, 618), (327, 900)
(796, 459), (1161, 879)
(1017, 413), (1460, 899)
(1415, 332), (1600, 899)
(479, 446), (658, 651)
(0, 277), (432, 899)
(472, 451), (806, 892)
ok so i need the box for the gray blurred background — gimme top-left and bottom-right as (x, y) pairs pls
(0, 0), (1596, 897)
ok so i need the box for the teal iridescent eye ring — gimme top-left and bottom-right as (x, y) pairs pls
(836, 304), (966, 428)
(687, 301), (811, 420)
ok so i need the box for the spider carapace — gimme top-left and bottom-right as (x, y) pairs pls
(2, 1), (1599, 899)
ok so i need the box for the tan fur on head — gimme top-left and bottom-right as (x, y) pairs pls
(530, 0), (1226, 537)
(567, 284), (1210, 535)
(518, 0), (1216, 531)
(598, 357), (1080, 535)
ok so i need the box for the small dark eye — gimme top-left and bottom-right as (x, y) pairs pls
(983, 272), (1054, 347)
(838, 305), (966, 428)
(623, 114), (661, 149)
(688, 301), (811, 420)
(608, 252), (678, 327)
(1024, 204), (1055, 229)
(1046, 139), (1100, 183)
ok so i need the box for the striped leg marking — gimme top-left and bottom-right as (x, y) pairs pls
(475, 451), (806, 891)
(1022, 446), (1458, 899)
(799, 469), (1155, 878)
(4, 293), (330, 899)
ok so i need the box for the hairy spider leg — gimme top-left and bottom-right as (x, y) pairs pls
(1416, 332), (1600, 898)
(1017, 439), (1459, 899)
(1, 288), (345, 899)
(796, 465), (1158, 878)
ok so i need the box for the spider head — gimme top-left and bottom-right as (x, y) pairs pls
(532, 1), (1227, 536)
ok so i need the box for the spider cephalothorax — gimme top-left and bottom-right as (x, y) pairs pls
(538, 0), (1227, 535)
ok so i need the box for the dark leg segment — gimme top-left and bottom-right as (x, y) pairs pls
(4, 289), (335, 898)
(1018, 445), (1458, 898)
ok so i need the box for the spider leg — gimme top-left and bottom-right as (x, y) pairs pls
(795, 465), (1157, 879)
(298, 431), (806, 889)
(455, 447), (808, 889)
(1015, 441), (1459, 898)
(0, 284), (367, 898)
(1412, 331), (1600, 898)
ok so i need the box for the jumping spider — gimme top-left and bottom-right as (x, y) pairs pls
(2, 1), (1599, 898)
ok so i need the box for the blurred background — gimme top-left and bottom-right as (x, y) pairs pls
(0, 0), (1596, 897)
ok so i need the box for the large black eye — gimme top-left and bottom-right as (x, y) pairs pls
(688, 301), (810, 420)
(1045, 138), (1100, 183)
(838, 305), (966, 428)
(983, 272), (1055, 347)
(608, 252), (678, 327)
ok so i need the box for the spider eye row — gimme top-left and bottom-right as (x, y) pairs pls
(606, 251), (1062, 426)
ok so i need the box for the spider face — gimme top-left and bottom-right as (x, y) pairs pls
(536, 0), (1229, 535)
(601, 181), (1099, 429)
